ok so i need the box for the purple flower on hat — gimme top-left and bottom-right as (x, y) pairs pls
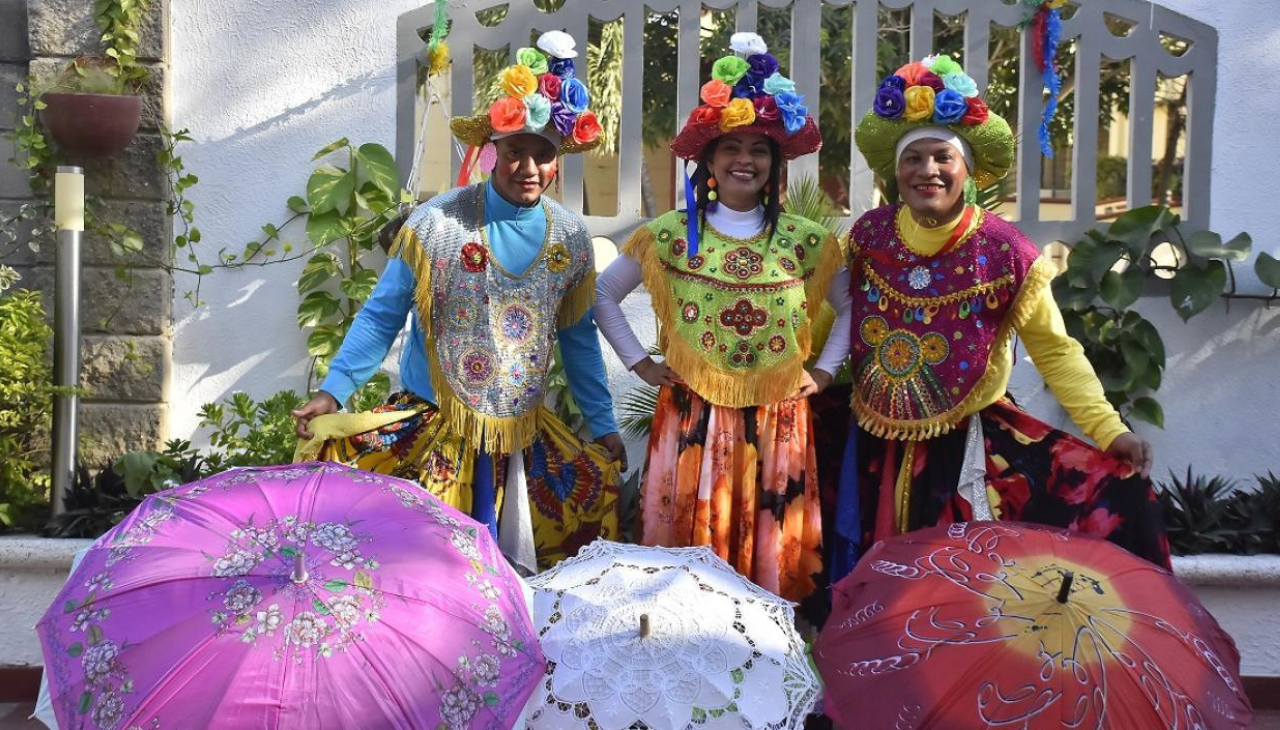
(874, 84), (905, 119)
(774, 91), (808, 135)
(548, 57), (575, 80)
(735, 53), (779, 100)
(560, 78), (590, 113)
(732, 78), (763, 99)
(933, 89), (968, 125)
(879, 75), (906, 92)
(550, 101), (577, 137)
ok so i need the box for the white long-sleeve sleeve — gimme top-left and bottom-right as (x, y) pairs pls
(813, 267), (852, 375)
(593, 254), (649, 369)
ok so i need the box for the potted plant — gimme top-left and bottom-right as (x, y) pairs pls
(39, 55), (145, 158)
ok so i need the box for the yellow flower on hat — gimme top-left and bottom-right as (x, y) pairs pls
(500, 65), (538, 98)
(904, 85), (936, 122)
(718, 97), (757, 132)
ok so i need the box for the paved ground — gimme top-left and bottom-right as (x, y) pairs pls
(4, 702), (1277, 728)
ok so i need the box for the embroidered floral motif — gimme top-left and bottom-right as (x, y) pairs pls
(723, 246), (765, 280)
(719, 299), (769, 336)
(860, 316), (889, 345)
(688, 254), (706, 270)
(460, 242), (488, 272)
(908, 265), (931, 290)
(793, 243), (807, 261)
(780, 257), (797, 273)
(546, 243), (571, 273)
(700, 331), (716, 350)
(728, 341), (757, 367)
(672, 238), (687, 257)
(499, 304), (534, 344)
(767, 335), (787, 353)
(878, 330), (922, 379)
(461, 349), (496, 387)
(681, 302), (700, 323)
(920, 332), (950, 364)
(507, 361), (528, 388)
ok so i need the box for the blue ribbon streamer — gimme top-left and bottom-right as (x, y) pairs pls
(682, 161), (699, 258)
(1039, 7), (1063, 158)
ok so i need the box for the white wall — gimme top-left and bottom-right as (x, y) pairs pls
(172, 0), (1279, 480)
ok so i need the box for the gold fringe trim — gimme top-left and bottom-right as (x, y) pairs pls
(390, 225), (433, 331)
(425, 345), (543, 454)
(805, 233), (843, 329)
(853, 254), (1057, 441)
(625, 225), (808, 408)
(558, 268), (597, 328)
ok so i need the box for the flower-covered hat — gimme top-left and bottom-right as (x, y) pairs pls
(449, 31), (602, 156)
(669, 32), (822, 161)
(854, 55), (1014, 189)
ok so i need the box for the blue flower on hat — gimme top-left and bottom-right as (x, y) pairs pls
(774, 91), (808, 135)
(942, 71), (978, 98)
(879, 75), (906, 92)
(560, 78), (590, 113)
(548, 57), (575, 81)
(874, 85), (905, 119)
(523, 93), (552, 132)
(933, 89), (969, 125)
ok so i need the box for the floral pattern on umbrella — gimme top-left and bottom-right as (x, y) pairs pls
(815, 521), (1252, 730)
(39, 462), (544, 730)
(525, 540), (819, 730)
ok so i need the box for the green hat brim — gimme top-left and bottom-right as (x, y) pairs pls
(854, 110), (1014, 190)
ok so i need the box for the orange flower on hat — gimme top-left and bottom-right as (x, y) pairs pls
(572, 110), (601, 144)
(895, 61), (931, 87)
(718, 97), (756, 132)
(489, 96), (527, 133)
(904, 85), (936, 122)
(499, 64), (538, 98)
(700, 79), (733, 108)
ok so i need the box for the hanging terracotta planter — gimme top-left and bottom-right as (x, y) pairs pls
(40, 92), (142, 158)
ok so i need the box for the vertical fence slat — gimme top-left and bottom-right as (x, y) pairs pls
(561, 11), (589, 211)
(1071, 30), (1100, 224)
(1127, 53), (1156, 212)
(909, 0), (934, 61)
(962, 3), (988, 92)
(789, 0), (821, 184)
(1181, 64), (1213, 231)
(1015, 27), (1041, 225)
(848, 0), (880, 215)
(737, 0), (758, 31)
(618, 8), (644, 217)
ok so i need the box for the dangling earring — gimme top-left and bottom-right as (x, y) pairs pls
(554, 157), (562, 195)
(763, 182), (771, 206)
(706, 174), (719, 212)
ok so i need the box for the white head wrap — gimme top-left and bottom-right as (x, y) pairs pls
(895, 126), (975, 172)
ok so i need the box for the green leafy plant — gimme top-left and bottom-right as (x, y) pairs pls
(544, 346), (587, 436)
(198, 391), (306, 470)
(1052, 205), (1278, 427)
(0, 289), (66, 531)
(1158, 469), (1280, 555)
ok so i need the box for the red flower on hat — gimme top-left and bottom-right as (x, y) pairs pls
(689, 106), (721, 127)
(573, 110), (601, 144)
(753, 95), (780, 122)
(539, 73), (562, 102)
(961, 96), (989, 126)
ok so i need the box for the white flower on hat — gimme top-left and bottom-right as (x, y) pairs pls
(921, 54), (941, 70)
(537, 30), (578, 59)
(730, 32), (768, 56)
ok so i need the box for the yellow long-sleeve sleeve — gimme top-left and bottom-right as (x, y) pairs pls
(894, 206), (1129, 449)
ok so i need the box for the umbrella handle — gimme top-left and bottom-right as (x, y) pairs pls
(292, 554), (308, 584)
(1056, 570), (1075, 603)
(639, 614), (650, 638)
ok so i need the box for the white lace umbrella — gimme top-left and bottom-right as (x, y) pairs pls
(524, 540), (819, 730)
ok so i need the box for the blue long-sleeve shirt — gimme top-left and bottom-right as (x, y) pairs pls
(320, 181), (618, 439)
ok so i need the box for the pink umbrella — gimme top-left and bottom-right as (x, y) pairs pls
(37, 462), (544, 730)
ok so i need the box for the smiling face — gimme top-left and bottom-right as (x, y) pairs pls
(490, 133), (559, 207)
(707, 133), (774, 211)
(895, 138), (969, 224)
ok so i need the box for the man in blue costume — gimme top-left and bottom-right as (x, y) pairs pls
(293, 31), (624, 573)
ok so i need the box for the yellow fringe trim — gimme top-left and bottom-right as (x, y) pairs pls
(624, 225), (819, 408)
(390, 225), (433, 331)
(854, 255), (1057, 440)
(558, 268), (597, 328)
(425, 345), (543, 454)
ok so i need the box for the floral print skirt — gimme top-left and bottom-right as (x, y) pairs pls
(638, 384), (823, 602)
(315, 393), (620, 569)
(854, 397), (1171, 568)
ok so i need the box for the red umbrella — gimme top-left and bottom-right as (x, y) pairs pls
(814, 521), (1252, 730)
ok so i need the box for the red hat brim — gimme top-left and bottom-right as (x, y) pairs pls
(670, 116), (822, 161)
